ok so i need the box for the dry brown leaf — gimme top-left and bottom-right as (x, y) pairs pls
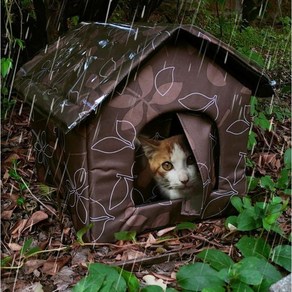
(3, 153), (20, 166)
(8, 242), (22, 251)
(11, 219), (28, 237)
(2, 169), (10, 182)
(24, 259), (46, 274)
(121, 249), (145, 261)
(157, 226), (176, 237)
(23, 210), (49, 232)
(42, 255), (71, 276)
(1, 209), (14, 220)
(145, 233), (157, 247)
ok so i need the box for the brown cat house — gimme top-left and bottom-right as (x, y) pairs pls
(14, 23), (273, 242)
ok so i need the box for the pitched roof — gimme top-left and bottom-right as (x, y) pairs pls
(14, 22), (274, 132)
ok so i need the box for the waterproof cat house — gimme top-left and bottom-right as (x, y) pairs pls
(14, 23), (273, 242)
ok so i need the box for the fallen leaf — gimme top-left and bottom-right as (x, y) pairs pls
(121, 249), (145, 261)
(157, 226), (176, 237)
(145, 233), (157, 247)
(143, 275), (167, 291)
(8, 242), (22, 251)
(52, 266), (75, 290)
(23, 210), (49, 232)
(11, 219), (28, 237)
(24, 259), (46, 274)
(3, 153), (20, 166)
(42, 255), (71, 276)
(1, 209), (14, 220)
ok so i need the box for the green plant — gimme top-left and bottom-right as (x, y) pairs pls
(114, 230), (137, 242)
(226, 195), (288, 236)
(1, 238), (41, 268)
(177, 237), (286, 291)
(9, 160), (29, 195)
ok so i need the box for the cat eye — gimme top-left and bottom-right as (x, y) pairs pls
(162, 161), (173, 171)
(187, 155), (195, 165)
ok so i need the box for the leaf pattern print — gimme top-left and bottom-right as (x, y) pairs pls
(109, 163), (135, 210)
(233, 152), (247, 185)
(33, 130), (54, 167)
(89, 199), (115, 242)
(226, 105), (251, 135)
(110, 65), (183, 130)
(207, 63), (226, 87)
(154, 66), (175, 96)
(178, 92), (219, 120)
(66, 168), (89, 224)
(91, 120), (136, 154)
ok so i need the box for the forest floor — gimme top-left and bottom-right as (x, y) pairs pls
(1, 86), (291, 291)
(1, 5), (291, 287)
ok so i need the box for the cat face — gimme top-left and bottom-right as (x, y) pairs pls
(139, 135), (200, 199)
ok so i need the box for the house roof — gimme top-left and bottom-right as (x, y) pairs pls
(14, 22), (274, 133)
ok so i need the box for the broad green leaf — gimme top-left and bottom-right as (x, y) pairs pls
(115, 267), (140, 292)
(175, 222), (196, 231)
(232, 257), (263, 285)
(248, 130), (257, 150)
(284, 148), (291, 169)
(72, 274), (105, 292)
(197, 249), (234, 271)
(242, 197), (252, 209)
(231, 281), (254, 292)
(177, 263), (224, 291)
(114, 230), (136, 241)
(141, 286), (164, 292)
(260, 176), (275, 191)
(88, 263), (127, 292)
(276, 169), (290, 189)
(254, 259), (282, 291)
(250, 96), (258, 116)
(237, 209), (260, 231)
(15, 38), (25, 49)
(20, 238), (33, 256)
(202, 286), (225, 292)
(255, 112), (271, 130)
(230, 196), (243, 213)
(225, 215), (238, 231)
(76, 223), (93, 244)
(235, 236), (271, 259)
(233, 257), (282, 287)
(271, 245), (291, 272)
(1, 58), (13, 78)
(247, 176), (259, 191)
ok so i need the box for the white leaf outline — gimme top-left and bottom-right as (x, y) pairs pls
(154, 66), (175, 96)
(91, 120), (136, 154)
(89, 199), (115, 242)
(233, 152), (247, 185)
(178, 92), (219, 120)
(66, 168), (89, 224)
(99, 57), (117, 78)
(109, 163), (135, 210)
(197, 162), (211, 189)
(212, 176), (238, 197)
(226, 105), (251, 135)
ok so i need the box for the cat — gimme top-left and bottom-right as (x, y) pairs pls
(138, 134), (201, 200)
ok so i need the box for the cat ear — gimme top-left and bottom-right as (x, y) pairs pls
(137, 135), (159, 159)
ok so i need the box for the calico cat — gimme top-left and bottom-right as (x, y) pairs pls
(138, 135), (201, 200)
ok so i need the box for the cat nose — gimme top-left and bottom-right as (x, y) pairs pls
(180, 175), (189, 185)
(181, 178), (189, 185)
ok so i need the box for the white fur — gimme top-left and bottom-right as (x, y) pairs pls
(157, 143), (198, 199)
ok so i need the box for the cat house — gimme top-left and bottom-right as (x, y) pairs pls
(14, 23), (273, 242)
